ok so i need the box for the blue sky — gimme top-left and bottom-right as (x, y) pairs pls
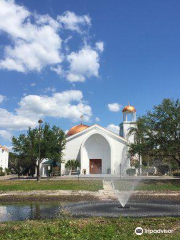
(0, 0), (180, 148)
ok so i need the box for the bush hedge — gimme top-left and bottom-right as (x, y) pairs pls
(126, 168), (136, 176)
(0, 167), (11, 176)
(173, 171), (180, 177)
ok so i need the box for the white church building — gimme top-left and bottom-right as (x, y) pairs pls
(61, 104), (137, 175)
(0, 145), (9, 171)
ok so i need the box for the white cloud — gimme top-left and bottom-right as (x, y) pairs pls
(5, 145), (13, 152)
(18, 90), (92, 122)
(95, 117), (100, 122)
(0, 95), (5, 104)
(0, 0), (30, 39)
(67, 46), (100, 82)
(57, 11), (91, 33)
(43, 87), (56, 93)
(0, 130), (12, 142)
(51, 65), (63, 75)
(30, 83), (36, 87)
(0, 90), (92, 131)
(106, 124), (119, 134)
(96, 42), (104, 52)
(0, 0), (62, 72)
(108, 103), (121, 112)
(0, 108), (37, 131)
(0, 1), (103, 83)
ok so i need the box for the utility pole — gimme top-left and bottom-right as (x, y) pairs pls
(37, 119), (43, 181)
(120, 163), (122, 179)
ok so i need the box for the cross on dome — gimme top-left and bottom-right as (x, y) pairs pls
(80, 115), (84, 124)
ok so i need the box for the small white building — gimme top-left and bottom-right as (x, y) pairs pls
(0, 145), (9, 171)
(62, 104), (137, 175)
(36, 159), (56, 177)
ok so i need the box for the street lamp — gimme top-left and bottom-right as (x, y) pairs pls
(48, 165), (51, 178)
(37, 119), (43, 181)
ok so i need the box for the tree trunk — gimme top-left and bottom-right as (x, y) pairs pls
(138, 153), (141, 176)
(59, 158), (61, 176)
(37, 160), (41, 181)
(173, 157), (180, 170)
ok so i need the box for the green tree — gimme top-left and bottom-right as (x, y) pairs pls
(129, 98), (180, 171)
(9, 152), (23, 177)
(12, 128), (39, 176)
(146, 98), (180, 169)
(128, 117), (149, 175)
(12, 123), (66, 180)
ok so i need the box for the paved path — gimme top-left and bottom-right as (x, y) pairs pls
(98, 180), (116, 200)
(51, 175), (180, 180)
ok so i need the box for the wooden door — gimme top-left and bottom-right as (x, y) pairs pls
(89, 159), (102, 174)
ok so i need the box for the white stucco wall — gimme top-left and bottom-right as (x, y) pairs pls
(81, 133), (111, 174)
(63, 125), (130, 175)
(0, 148), (9, 171)
(120, 122), (136, 143)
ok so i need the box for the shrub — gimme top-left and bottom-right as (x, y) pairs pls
(172, 171), (180, 177)
(157, 164), (169, 175)
(126, 168), (136, 176)
(153, 172), (163, 176)
(142, 166), (156, 176)
(0, 167), (5, 176)
(5, 168), (11, 175)
(65, 160), (80, 170)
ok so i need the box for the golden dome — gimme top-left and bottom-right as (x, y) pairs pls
(66, 124), (89, 137)
(122, 104), (136, 113)
(0, 145), (8, 151)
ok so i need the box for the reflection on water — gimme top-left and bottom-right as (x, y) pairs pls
(0, 203), (62, 222)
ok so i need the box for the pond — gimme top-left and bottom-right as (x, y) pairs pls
(0, 202), (63, 222)
(0, 200), (180, 221)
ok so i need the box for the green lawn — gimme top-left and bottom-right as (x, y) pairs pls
(0, 180), (103, 191)
(0, 217), (179, 240)
(137, 180), (180, 191)
(0, 179), (179, 192)
(113, 179), (180, 192)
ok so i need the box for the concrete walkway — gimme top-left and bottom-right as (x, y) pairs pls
(51, 175), (180, 180)
(103, 180), (113, 191)
(1, 174), (179, 180)
(98, 180), (116, 200)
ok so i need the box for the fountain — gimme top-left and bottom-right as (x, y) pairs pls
(0, 176), (180, 221)
(60, 200), (180, 218)
(60, 176), (180, 218)
(111, 178), (141, 208)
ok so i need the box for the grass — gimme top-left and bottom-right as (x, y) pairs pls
(0, 217), (179, 240)
(0, 180), (103, 192)
(137, 180), (180, 191)
(0, 179), (179, 192)
(113, 179), (180, 192)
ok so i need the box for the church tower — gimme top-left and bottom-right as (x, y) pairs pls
(119, 103), (137, 143)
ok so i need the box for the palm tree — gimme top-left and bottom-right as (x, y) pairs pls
(65, 160), (80, 174)
(128, 118), (147, 176)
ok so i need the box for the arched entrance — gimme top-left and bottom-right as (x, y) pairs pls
(81, 133), (111, 174)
